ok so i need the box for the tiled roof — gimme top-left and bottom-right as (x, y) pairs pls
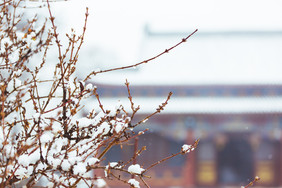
(88, 96), (282, 114)
(94, 29), (282, 85)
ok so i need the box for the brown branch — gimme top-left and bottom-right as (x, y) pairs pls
(118, 129), (149, 144)
(72, 8), (88, 64)
(97, 136), (120, 160)
(64, 7), (88, 77)
(84, 29), (198, 81)
(106, 170), (129, 185)
(0, 0), (12, 6)
(93, 88), (105, 113)
(46, 0), (63, 62)
(133, 92), (173, 128)
(242, 176), (260, 188)
(122, 145), (147, 169)
(144, 139), (199, 173)
(125, 79), (140, 120)
(46, 0), (69, 133)
(139, 176), (150, 188)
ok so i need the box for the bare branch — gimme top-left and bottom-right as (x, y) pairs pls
(84, 29), (198, 81)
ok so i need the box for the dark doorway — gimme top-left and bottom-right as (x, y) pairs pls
(217, 135), (254, 185)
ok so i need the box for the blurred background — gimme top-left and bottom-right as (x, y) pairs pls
(23, 0), (282, 187)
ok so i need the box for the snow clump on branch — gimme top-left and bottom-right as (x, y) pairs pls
(128, 179), (141, 188)
(128, 164), (145, 175)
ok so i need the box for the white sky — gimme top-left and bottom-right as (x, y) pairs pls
(25, 0), (282, 62)
(23, 0), (282, 85)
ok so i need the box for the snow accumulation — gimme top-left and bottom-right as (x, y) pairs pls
(85, 83), (93, 90)
(106, 162), (119, 169)
(40, 131), (54, 143)
(61, 159), (71, 171)
(128, 164), (145, 175)
(104, 162), (121, 177)
(75, 111), (129, 136)
(94, 178), (107, 188)
(73, 162), (87, 176)
(87, 158), (100, 166)
(128, 179), (141, 188)
(182, 144), (194, 153)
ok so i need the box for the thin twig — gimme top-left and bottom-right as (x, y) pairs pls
(242, 176), (260, 188)
(84, 29), (198, 81)
(139, 176), (150, 188)
(93, 88), (105, 113)
(0, 0), (12, 6)
(133, 92), (173, 127)
(125, 79), (140, 120)
(144, 139), (199, 172)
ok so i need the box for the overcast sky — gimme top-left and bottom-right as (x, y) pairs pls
(23, 0), (282, 85)
(24, 0), (282, 64)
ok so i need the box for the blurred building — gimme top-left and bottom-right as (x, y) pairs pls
(94, 26), (282, 187)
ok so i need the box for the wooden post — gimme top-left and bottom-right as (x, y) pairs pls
(183, 129), (195, 187)
(280, 130), (282, 186)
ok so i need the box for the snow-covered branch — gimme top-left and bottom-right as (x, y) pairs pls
(0, 0), (199, 187)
